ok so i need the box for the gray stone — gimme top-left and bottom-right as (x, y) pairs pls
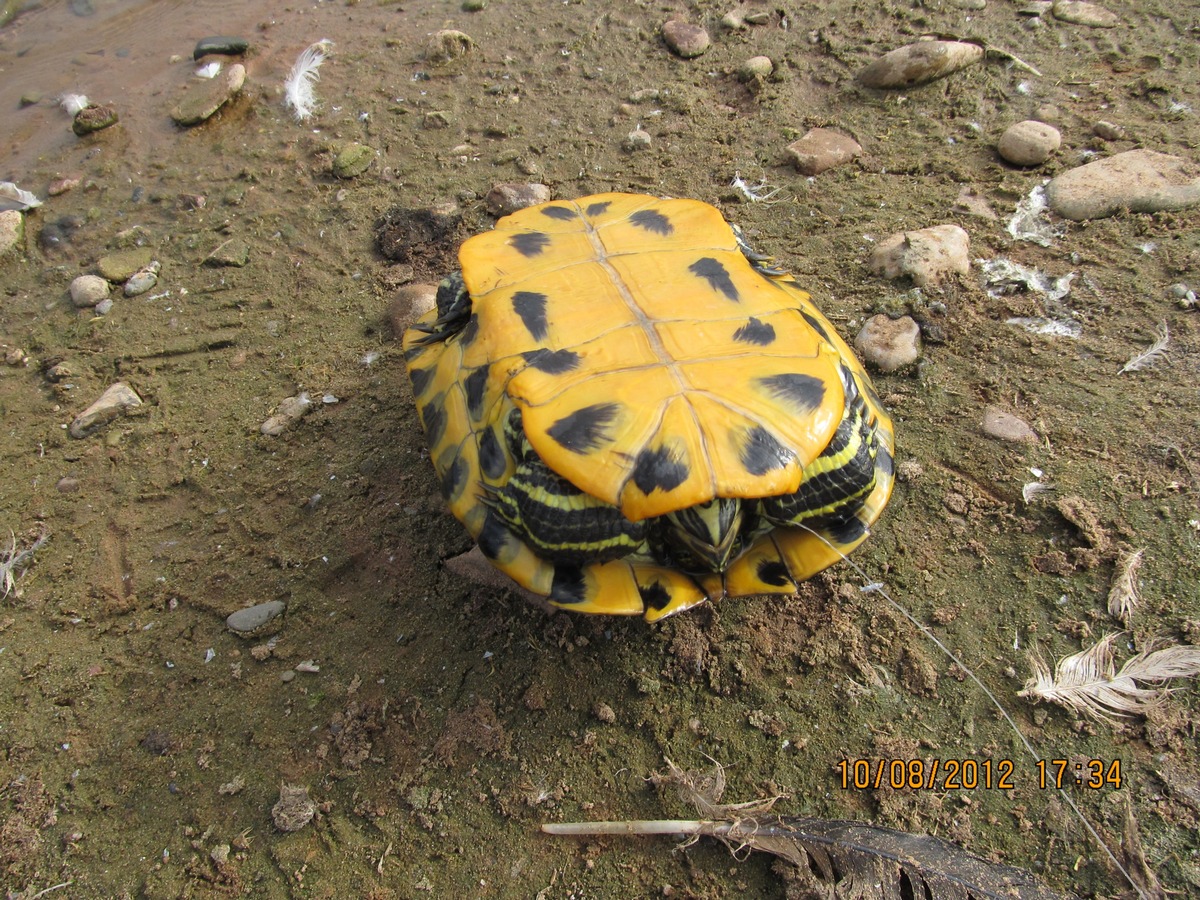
(854, 315), (922, 373)
(1051, 0), (1118, 27)
(484, 183), (551, 217)
(70, 274), (110, 307)
(997, 120), (1061, 166)
(123, 261), (160, 297)
(69, 382), (143, 439)
(869, 224), (970, 287)
(981, 407), (1038, 443)
(226, 600), (286, 635)
(1045, 149), (1200, 221)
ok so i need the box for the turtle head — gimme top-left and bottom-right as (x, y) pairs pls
(658, 498), (746, 574)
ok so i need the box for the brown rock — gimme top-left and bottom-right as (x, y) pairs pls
(785, 128), (862, 175)
(662, 20), (710, 59)
(856, 40), (983, 89)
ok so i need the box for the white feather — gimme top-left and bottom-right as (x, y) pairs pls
(1118, 321), (1169, 374)
(284, 40), (333, 121)
(59, 93), (90, 116)
(0, 181), (42, 211)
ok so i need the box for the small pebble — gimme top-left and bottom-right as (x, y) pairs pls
(485, 182), (551, 217)
(662, 20), (710, 59)
(981, 406), (1038, 443)
(623, 129), (652, 152)
(737, 56), (774, 81)
(280, 670), (296, 683)
(594, 703), (616, 723)
(47, 175), (82, 196)
(94, 298), (113, 316)
(123, 261), (161, 297)
(261, 393), (313, 436)
(1051, 0), (1118, 27)
(856, 40), (983, 89)
(1045, 149), (1200, 221)
(69, 382), (143, 438)
(997, 120), (1061, 166)
(786, 128), (862, 175)
(56, 476), (81, 493)
(226, 599), (286, 635)
(70, 274), (110, 308)
(854, 315), (922, 373)
(869, 224), (970, 287)
(1093, 120), (1126, 141)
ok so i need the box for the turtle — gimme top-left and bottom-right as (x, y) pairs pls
(402, 193), (894, 622)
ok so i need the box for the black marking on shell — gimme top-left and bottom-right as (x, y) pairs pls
(547, 403), (620, 453)
(877, 443), (895, 477)
(825, 515), (868, 545)
(476, 510), (510, 559)
(523, 348), (582, 374)
(758, 373), (826, 413)
(441, 456), (468, 502)
(460, 313), (480, 347)
(422, 402), (447, 446)
(478, 427), (507, 480)
(511, 231), (551, 257)
(800, 309), (833, 343)
(408, 366), (435, 397)
(512, 291), (549, 341)
(638, 580), (672, 612)
(549, 564), (588, 604)
(739, 426), (795, 476)
(756, 558), (794, 588)
(463, 366), (490, 418)
(733, 317), (776, 346)
(630, 209), (673, 235)
(632, 446), (689, 495)
(689, 257), (739, 301)
(542, 205), (579, 221)
(585, 201), (612, 217)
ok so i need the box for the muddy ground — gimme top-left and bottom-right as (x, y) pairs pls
(1, 0), (1199, 897)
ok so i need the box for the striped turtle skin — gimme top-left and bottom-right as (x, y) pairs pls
(403, 193), (894, 622)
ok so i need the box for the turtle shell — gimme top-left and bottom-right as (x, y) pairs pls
(403, 193), (894, 621)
